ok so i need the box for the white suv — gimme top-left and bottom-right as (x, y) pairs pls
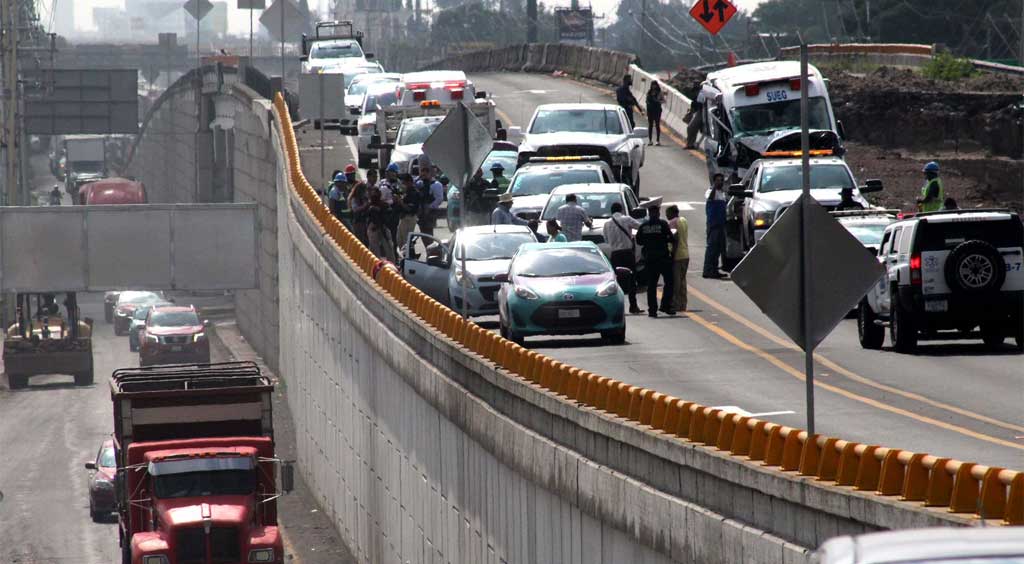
(857, 209), (1024, 352)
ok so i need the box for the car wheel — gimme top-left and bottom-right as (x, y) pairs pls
(857, 300), (884, 350)
(74, 370), (94, 386)
(358, 153), (373, 169)
(114, 323), (124, 337)
(890, 294), (918, 353)
(980, 323), (1005, 348)
(89, 500), (101, 523)
(104, 304), (113, 323)
(7, 374), (27, 390)
(602, 326), (626, 345)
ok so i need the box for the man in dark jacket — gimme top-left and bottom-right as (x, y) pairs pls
(703, 173), (728, 279)
(637, 205), (676, 317)
(616, 74), (643, 130)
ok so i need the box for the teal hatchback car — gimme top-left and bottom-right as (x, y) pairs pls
(497, 242), (627, 344)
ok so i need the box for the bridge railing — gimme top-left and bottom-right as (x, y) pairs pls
(270, 87), (1022, 531)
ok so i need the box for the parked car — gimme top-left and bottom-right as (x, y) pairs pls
(506, 156), (616, 220)
(78, 177), (147, 205)
(344, 72), (401, 135)
(113, 291), (166, 336)
(539, 183), (659, 255)
(84, 439), (116, 521)
(388, 115), (445, 174)
(831, 209), (900, 256)
(128, 302), (172, 352)
(356, 83), (401, 168)
(497, 241), (627, 344)
(400, 225), (537, 317)
(857, 209), (1023, 352)
(511, 103), (647, 192)
(816, 526), (1024, 563)
(138, 305), (211, 366)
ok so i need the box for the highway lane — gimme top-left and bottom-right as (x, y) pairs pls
(334, 71), (1021, 469)
(468, 72), (1023, 470)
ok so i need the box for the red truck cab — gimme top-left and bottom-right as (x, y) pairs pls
(110, 362), (291, 564)
(79, 177), (147, 205)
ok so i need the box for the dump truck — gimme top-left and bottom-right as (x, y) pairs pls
(111, 361), (293, 564)
(3, 293), (93, 389)
(63, 135), (107, 200)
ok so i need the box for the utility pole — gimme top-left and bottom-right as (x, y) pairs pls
(640, 0), (646, 58)
(526, 0), (537, 42)
(1, 0), (21, 207)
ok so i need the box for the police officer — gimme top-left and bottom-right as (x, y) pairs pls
(327, 173), (349, 222)
(616, 74), (643, 130)
(834, 187), (864, 211)
(636, 205), (676, 318)
(917, 161), (944, 213)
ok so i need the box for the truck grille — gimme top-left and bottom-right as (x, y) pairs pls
(535, 145), (611, 162)
(161, 335), (190, 344)
(175, 526), (240, 564)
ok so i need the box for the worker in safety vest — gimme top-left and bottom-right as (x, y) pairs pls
(917, 161), (944, 213)
(490, 162), (510, 192)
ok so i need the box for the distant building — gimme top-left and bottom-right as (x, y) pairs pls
(52, 2), (75, 37)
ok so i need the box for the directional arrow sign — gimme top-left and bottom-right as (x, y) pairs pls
(422, 103), (493, 189)
(689, 0), (737, 36)
(730, 194), (885, 351)
(183, 0), (214, 20)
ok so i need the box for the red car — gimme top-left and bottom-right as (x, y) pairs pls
(84, 439), (116, 521)
(139, 305), (211, 366)
(113, 291), (165, 336)
(78, 177), (147, 205)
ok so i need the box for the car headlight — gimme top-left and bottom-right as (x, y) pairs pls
(145, 334), (159, 343)
(248, 548), (275, 563)
(610, 152), (630, 166)
(454, 268), (476, 288)
(514, 286), (538, 300)
(752, 210), (775, 229)
(596, 280), (619, 297)
(95, 479), (114, 489)
(193, 332), (206, 342)
(142, 556), (170, 564)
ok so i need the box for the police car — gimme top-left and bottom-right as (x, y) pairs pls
(506, 156), (616, 220)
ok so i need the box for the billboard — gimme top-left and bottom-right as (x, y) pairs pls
(23, 69), (140, 135)
(556, 8), (592, 42)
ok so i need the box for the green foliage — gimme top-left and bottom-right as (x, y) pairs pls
(921, 52), (976, 81)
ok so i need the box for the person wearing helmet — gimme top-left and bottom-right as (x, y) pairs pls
(328, 172), (349, 222)
(917, 161), (944, 213)
(344, 163), (359, 185)
(489, 162), (510, 192)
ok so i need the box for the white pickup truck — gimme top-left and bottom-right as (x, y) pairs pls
(510, 103), (647, 194)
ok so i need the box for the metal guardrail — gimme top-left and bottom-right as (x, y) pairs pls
(272, 92), (1023, 526)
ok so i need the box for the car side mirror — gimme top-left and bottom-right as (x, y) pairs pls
(860, 179), (883, 193)
(614, 267), (632, 278)
(203, 319), (212, 327)
(300, 55), (308, 62)
(631, 126), (648, 140)
(476, 91), (488, 99)
(507, 126), (523, 142)
(364, 52), (375, 59)
(280, 461), (295, 494)
(350, 107), (361, 115)
(426, 255), (446, 268)
(494, 273), (509, 283)
(727, 184), (748, 198)
(867, 246), (879, 256)
(837, 120), (847, 140)
(84, 461), (97, 470)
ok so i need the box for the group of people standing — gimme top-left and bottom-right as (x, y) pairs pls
(323, 160), (445, 262)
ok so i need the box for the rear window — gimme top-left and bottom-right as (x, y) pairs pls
(916, 219), (1023, 252)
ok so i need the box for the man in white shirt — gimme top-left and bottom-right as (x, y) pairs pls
(555, 193), (593, 242)
(603, 202), (643, 314)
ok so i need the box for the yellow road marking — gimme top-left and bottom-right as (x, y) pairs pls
(686, 309), (1024, 451)
(280, 523), (302, 563)
(688, 286), (1024, 435)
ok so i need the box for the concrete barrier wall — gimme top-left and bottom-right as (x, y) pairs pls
(127, 82), (206, 204)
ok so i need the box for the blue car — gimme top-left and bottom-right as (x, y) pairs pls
(497, 241), (626, 344)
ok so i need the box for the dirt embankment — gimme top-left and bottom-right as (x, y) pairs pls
(669, 66), (1024, 212)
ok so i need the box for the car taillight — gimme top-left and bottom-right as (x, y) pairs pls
(412, 90), (426, 101)
(449, 88), (464, 100)
(744, 84), (759, 96)
(909, 254), (922, 285)
(789, 78), (801, 90)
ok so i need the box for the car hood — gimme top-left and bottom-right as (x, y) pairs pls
(754, 188), (866, 210)
(147, 325), (203, 337)
(736, 129), (838, 156)
(346, 94), (366, 110)
(522, 132), (625, 150)
(510, 195), (550, 214)
(462, 259), (513, 279)
(514, 272), (614, 297)
(154, 496), (253, 528)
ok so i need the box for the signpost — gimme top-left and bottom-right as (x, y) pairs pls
(688, 0), (737, 36)
(237, 0), (267, 60)
(299, 73), (346, 189)
(730, 47), (884, 435)
(261, 0), (303, 84)
(422, 103), (493, 318)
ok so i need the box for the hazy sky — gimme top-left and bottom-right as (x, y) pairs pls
(58, 0), (763, 35)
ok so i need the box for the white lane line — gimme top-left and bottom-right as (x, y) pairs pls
(712, 405), (796, 418)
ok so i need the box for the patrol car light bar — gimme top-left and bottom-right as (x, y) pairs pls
(762, 149), (833, 157)
(829, 209), (902, 218)
(527, 155), (602, 163)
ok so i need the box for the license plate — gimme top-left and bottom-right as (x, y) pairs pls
(170, 345), (183, 352)
(558, 309), (581, 319)
(924, 300), (947, 312)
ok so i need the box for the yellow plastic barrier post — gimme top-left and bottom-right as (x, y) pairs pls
(876, 449), (906, 495)
(728, 416), (752, 456)
(1004, 473), (1023, 525)
(924, 458), (954, 507)
(853, 445), (882, 491)
(763, 425), (786, 466)
(948, 463), (980, 513)
(814, 438), (841, 481)
(780, 429), (804, 472)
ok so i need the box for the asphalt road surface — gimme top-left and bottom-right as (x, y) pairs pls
(329, 72), (1023, 470)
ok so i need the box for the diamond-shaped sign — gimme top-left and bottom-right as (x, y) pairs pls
(731, 194), (885, 351)
(260, 0), (305, 42)
(183, 0), (214, 20)
(689, 0), (737, 36)
(422, 103), (493, 189)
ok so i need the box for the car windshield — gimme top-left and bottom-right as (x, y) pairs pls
(454, 233), (535, 261)
(514, 247), (609, 277)
(117, 291), (162, 305)
(363, 90), (399, 113)
(73, 161), (105, 173)
(150, 311), (200, 327)
(153, 470), (257, 499)
(349, 77), (398, 96)
(918, 219), (1023, 251)
(310, 42), (363, 59)
(483, 152), (518, 181)
(529, 109), (623, 134)
(901, 558), (1024, 563)
(511, 169), (602, 197)
(542, 192), (622, 220)
(397, 120), (440, 145)
(842, 221), (890, 246)
(759, 164), (853, 192)
(133, 307), (151, 320)
(99, 447), (115, 467)
(730, 97), (831, 137)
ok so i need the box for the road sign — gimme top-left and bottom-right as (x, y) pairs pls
(238, 0), (266, 8)
(730, 194), (885, 351)
(260, 0), (305, 42)
(689, 0), (737, 36)
(422, 103), (493, 189)
(183, 0), (214, 20)
(23, 69), (139, 134)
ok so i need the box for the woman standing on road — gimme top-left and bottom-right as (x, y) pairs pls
(646, 82), (665, 146)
